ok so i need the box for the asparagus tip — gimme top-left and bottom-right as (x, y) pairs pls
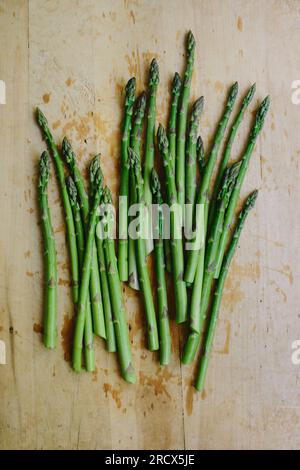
(172, 72), (182, 95)
(187, 30), (196, 52)
(149, 58), (159, 86)
(39, 151), (50, 190)
(66, 175), (77, 206)
(157, 123), (169, 153)
(36, 107), (48, 128)
(61, 136), (76, 167)
(192, 96), (204, 118)
(125, 77), (136, 103)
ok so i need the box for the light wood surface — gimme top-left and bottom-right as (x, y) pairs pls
(0, 0), (299, 450)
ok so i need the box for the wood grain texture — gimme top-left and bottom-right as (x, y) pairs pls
(0, 0), (299, 449)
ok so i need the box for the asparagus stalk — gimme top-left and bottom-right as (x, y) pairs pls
(184, 82), (239, 284)
(67, 176), (95, 371)
(208, 83), (256, 228)
(196, 135), (205, 173)
(38, 151), (57, 349)
(143, 59), (159, 249)
(164, 72), (182, 273)
(157, 124), (187, 323)
(168, 72), (182, 172)
(72, 166), (103, 372)
(176, 31), (196, 210)
(185, 97), (204, 236)
(128, 92), (147, 290)
(36, 109), (79, 303)
(62, 137), (106, 339)
(90, 157), (116, 352)
(101, 187), (136, 383)
(151, 169), (171, 364)
(118, 77), (136, 281)
(195, 191), (258, 391)
(188, 162), (240, 337)
(128, 148), (159, 351)
(214, 96), (270, 278)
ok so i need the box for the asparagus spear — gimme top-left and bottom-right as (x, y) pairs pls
(36, 109), (79, 303)
(164, 72), (182, 273)
(195, 190), (258, 391)
(196, 135), (205, 173)
(143, 60), (159, 245)
(157, 124), (187, 324)
(72, 166), (103, 372)
(90, 157), (116, 352)
(128, 92), (147, 290)
(128, 148), (159, 351)
(208, 83), (256, 228)
(67, 176), (95, 371)
(176, 31), (196, 210)
(151, 169), (171, 364)
(101, 187), (136, 383)
(38, 151), (57, 349)
(118, 77), (136, 281)
(185, 97), (204, 237)
(184, 82), (239, 284)
(188, 162), (240, 337)
(168, 72), (182, 172)
(214, 96), (270, 278)
(62, 137), (106, 339)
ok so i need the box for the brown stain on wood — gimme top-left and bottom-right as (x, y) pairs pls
(52, 120), (61, 130)
(33, 323), (43, 334)
(42, 93), (51, 104)
(139, 371), (171, 399)
(237, 16), (243, 32)
(216, 321), (231, 354)
(103, 383), (122, 409)
(92, 367), (98, 382)
(65, 77), (74, 87)
(269, 280), (287, 303)
(58, 278), (71, 287)
(201, 389), (207, 400)
(222, 261), (260, 312)
(186, 386), (194, 416)
(24, 250), (31, 258)
(61, 314), (74, 362)
(214, 81), (224, 93)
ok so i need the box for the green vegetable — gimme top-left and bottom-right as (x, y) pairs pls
(88, 157), (117, 353)
(36, 109), (79, 303)
(214, 96), (270, 278)
(168, 72), (182, 172)
(38, 151), (57, 349)
(143, 60), (159, 237)
(128, 92), (147, 290)
(118, 77), (136, 281)
(185, 97), (204, 236)
(176, 31), (196, 210)
(186, 162), (240, 354)
(184, 82), (239, 284)
(129, 148), (159, 351)
(151, 169), (171, 364)
(157, 124), (187, 323)
(67, 176), (95, 371)
(72, 166), (103, 372)
(62, 138), (106, 339)
(208, 83), (256, 227)
(195, 191), (258, 391)
(101, 187), (136, 383)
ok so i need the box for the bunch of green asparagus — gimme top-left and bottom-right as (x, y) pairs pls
(37, 31), (269, 391)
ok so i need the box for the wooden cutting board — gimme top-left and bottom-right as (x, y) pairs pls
(0, 0), (299, 450)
